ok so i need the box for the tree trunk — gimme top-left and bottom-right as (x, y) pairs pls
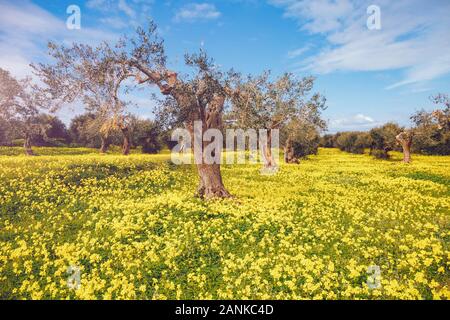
(186, 122), (195, 152)
(196, 163), (231, 199)
(100, 136), (108, 154)
(396, 131), (413, 163)
(24, 133), (34, 156)
(400, 142), (411, 163)
(135, 66), (231, 198)
(194, 140), (230, 199)
(192, 94), (231, 199)
(262, 129), (276, 168)
(284, 137), (299, 164)
(121, 127), (131, 155)
(189, 121), (231, 199)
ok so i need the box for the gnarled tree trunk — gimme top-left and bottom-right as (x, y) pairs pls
(396, 131), (413, 163)
(121, 127), (131, 155)
(284, 137), (299, 164)
(131, 64), (231, 198)
(196, 163), (231, 199)
(262, 128), (276, 168)
(193, 95), (231, 199)
(100, 136), (108, 154)
(24, 133), (34, 156)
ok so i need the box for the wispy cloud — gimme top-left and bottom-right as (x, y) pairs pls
(86, 0), (107, 9)
(174, 3), (221, 22)
(330, 113), (378, 131)
(270, 0), (450, 89)
(287, 45), (311, 59)
(100, 17), (128, 29)
(271, 0), (353, 33)
(0, 0), (118, 79)
(118, 0), (136, 18)
(86, 0), (154, 27)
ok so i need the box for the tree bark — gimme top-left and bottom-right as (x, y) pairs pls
(185, 122), (195, 152)
(194, 141), (230, 199)
(192, 94), (231, 199)
(24, 133), (34, 156)
(121, 127), (131, 156)
(196, 163), (231, 199)
(284, 137), (299, 164)
(262, 129), (276, 168)
(396, 131), (413, 163)
(100, 136), (108, 154)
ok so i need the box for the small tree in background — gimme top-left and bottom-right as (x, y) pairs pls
(395, 130), (413, 163)
(69, 112), (113, 152)
(32, 114), (70, 146)
(319, 134), (335, 148)
(335, 131), (371, 154)
(96, 114), (132, 155)
(410, 93), (450, 155)
(284, 94), (327, 164)
(129, 116), (162, 154)
(32, 38), (136, 155)
(229, 71), (326, 166)
(0, 68), (53, 155)
(282, 121), (322, 163)
(69, 113), (102, 148)
(369, 122), (402, 159)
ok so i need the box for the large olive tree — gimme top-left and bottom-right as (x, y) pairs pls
(34, 22), (232, 198)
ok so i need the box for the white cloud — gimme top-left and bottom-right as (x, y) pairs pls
(287, 45), (311, 59)
(174, 3), (221, 22)
(330, 113), (378, 131)
(100, 17), (128, 29)
(0, 0), (61, 36)
(0, 0), (159, 122)
(86, 0), (153, 27)
(86, 0), (107, 9)
(118, 0), (136, 18)
(271, 0), (353, 33)
(270, 0), (450, 89)
(0, 0), (118, 79)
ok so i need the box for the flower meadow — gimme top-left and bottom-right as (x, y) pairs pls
(0, 148), (449, 300)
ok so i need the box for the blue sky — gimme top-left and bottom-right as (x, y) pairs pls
(1, 0), (449, 132)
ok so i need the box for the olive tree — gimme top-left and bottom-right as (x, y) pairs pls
(229, 71), (326, 166)
(335, 131), (371, 155)
(34, 22), (232, 198)
(395, 130), (413, 163)
(410, 93), (450, 156)
(0, 68), (51, 155)
(69, 113), (104, 150)
(369, 122), (402, 159)
(32, 36), (137, 155)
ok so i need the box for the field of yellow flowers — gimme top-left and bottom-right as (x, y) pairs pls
(0, 147), (449, 299)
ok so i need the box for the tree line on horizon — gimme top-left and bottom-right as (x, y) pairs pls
(0, 111), (165, 154)
(320, 94), (450, 162)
